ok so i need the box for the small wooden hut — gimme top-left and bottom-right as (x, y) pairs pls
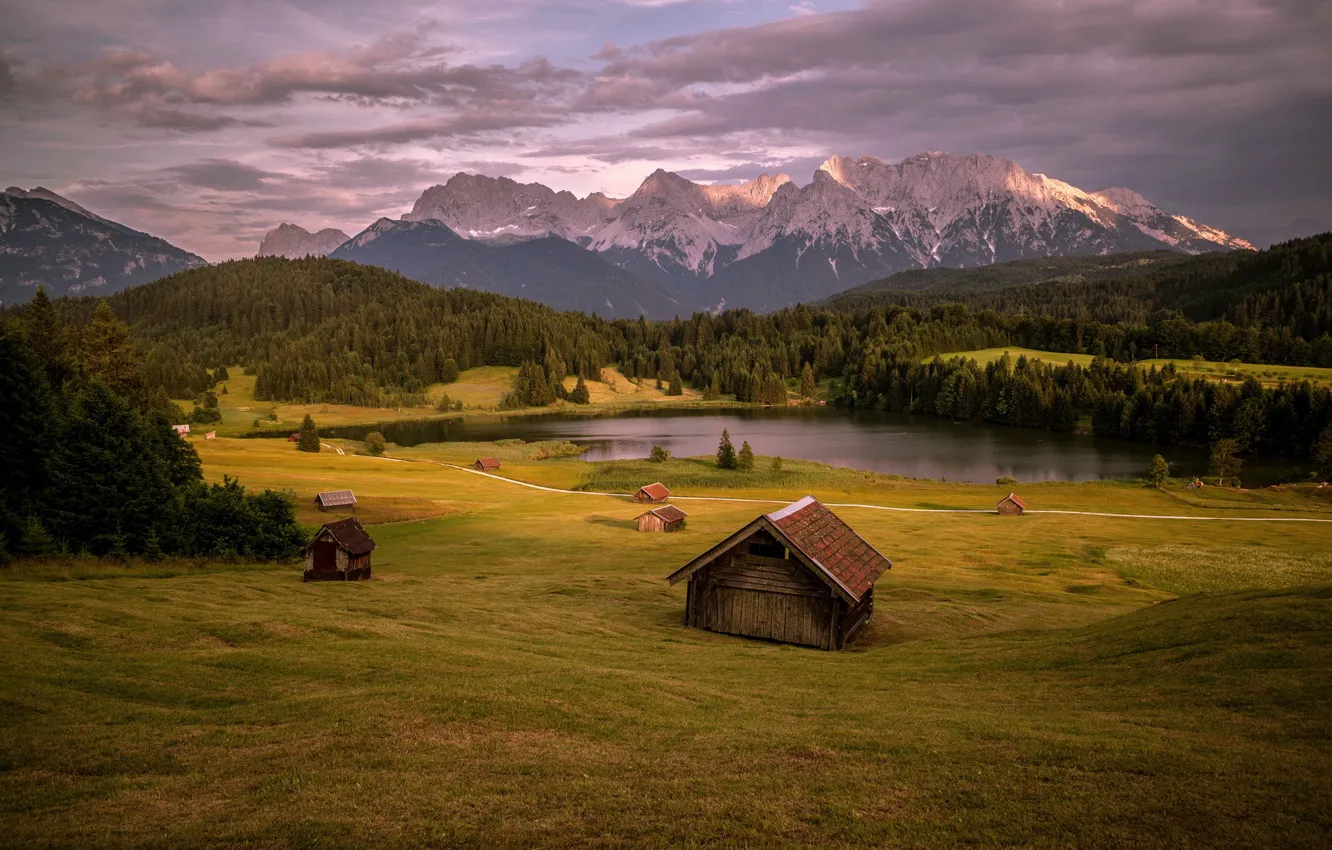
(666, 496), (891, 650)
(314, 489), (357, 512)
(634, 482), (671, 504)
(638, 504), (687, 533)
(173, 424), (190, 436)
(473, 457), (501, 471)
(302, 517), (375, 581)
(204, 431), (217, 440)
(997, 493), (1027, 516)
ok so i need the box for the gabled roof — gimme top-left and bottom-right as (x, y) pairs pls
(303, 517), (376, 556)
(644, 505), (688, 523)
(315, 489), (357, 507)
(475, 457), (501, 469)
(637, 482), (670, 500)
(1001, 492), (1027, 509)
(667, 496), (890, 603)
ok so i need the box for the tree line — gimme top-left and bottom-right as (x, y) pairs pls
(0, 292), (304, 562)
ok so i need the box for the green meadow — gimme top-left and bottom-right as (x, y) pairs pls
(935, 347), (1332, 388)
(2, 438), (1331, 846)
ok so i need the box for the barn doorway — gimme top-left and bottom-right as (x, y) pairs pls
(311, 540), (338, 576)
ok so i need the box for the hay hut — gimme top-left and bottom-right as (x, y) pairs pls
(473, 458), (501, 471)
(638, 504), (687, 533)
(997, 493), (1027, 516)
(314, 489), (357, 512)
(302, 517), (375, 581)
(666, 496), (891, 650)
(634, 482), (671, 504)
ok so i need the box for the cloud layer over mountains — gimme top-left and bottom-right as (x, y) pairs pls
(3, 0), (1329, 259)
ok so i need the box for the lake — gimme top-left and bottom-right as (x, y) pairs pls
(317, 407), (1293, 485)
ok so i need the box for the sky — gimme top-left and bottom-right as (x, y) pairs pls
(2, 0), (1329, 260)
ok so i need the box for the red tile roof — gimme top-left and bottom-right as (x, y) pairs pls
(647, 505), (688, 523)
(1003, 493), (1027, 509)
(766, 496), (891, 601)
(638, 482), (670, 501)
(475, 457), (501, 470)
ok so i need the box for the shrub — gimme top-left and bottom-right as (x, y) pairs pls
(364, 431), (386, 456)
(649, 445), (670, 463)
(771, 456), (783, 473)
(996, 476), (1017, 486)
(1149, 454), (1170, 487)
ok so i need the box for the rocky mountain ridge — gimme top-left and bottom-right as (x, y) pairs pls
(257, 223), (351, 258)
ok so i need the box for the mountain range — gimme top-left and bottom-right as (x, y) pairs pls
(3, 151), (1254, 313)
(1, 187), (205, 304)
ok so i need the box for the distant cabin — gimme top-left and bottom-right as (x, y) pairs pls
(634, 482), (671, 504)
(205, 431), (216, 440)
(173, 424), (190, 435)
(997, 493), (1027, 516)
(473, 458), (501, 471)
(666, 496), (892, 650)
(638, 504), (687, 533)
(314, 489), (357, 512)
(302, 517), (375, 582)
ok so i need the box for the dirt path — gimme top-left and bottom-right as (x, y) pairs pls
(394, 458), (1332, 523)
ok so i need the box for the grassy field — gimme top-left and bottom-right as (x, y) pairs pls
(2, 439), (1330, 846)
(184, 366), (739, 438)
(935, 347), (1332, 387)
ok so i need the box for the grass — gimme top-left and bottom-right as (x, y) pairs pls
(2, 438), (1330, 846)
(935, 348), (1332, 388)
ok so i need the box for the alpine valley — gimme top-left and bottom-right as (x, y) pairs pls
(5, 152), (1254, 314)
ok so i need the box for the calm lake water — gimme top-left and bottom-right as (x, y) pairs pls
(317, 407), (1293, 486)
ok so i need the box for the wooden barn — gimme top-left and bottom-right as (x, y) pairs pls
(173, 424), (190, 436)
(638, 504), (687, 533)
(473, 457), (501, 471)
(302, 517), (375, 581)
(314, 489), (357, 512)
(997, 493), (1027, 516)
(634, 482), (671, 503)
(666, 496), (891, 650)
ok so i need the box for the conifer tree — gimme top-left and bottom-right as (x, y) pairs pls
(82, 302), (144, 403)
(716, 429), (736, 469)
(570, 376), (591, 404)
(737, 440), (755, 471)
(297, 414), (321, 453)
(667, 370), (683, 396)
(770, 456), (783, 473)
(1149, 454), (1170, 487)
(800, 362), (816, 400)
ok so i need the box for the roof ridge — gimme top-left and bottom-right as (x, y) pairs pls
(766, 495), (817, 521)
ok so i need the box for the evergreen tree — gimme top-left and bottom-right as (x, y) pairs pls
(704, 374), (721, 401)
(82, 301), (144, 403)
(716, 429), (736, 470)
(737, 440), (755, 471)
(1149, 454), (1170, 487)
(441, 358), (460, 383)
(364, 431), (386, 456)
(770, 456), (783, 473)
(800, 362), (816, 399)
(570, 376), (591, 404)
(297, 414), (321, 453)
(667, 370), (683, 396)
(1313, 426), (1332, 479)
(436, 392), (453, 412)
(215, 365), (230, 381)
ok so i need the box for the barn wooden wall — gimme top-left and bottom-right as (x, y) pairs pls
(686, 543), (840, 649)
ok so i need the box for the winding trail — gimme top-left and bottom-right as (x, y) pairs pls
(402, 459), (1332, 524)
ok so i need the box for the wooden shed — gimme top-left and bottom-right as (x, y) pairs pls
(473, 457), (501, 471)
(634, 482), (671, 504)
(173, 424), (190, 436)
(666, 496), (891, 650)
(314, 489), (357, 512)
(302, 517), (375, 581)
(997, 493), (1027, 516)
(638, 504), (687, 533)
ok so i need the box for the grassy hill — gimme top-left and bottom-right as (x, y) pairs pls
(1, 438), (1329, 845)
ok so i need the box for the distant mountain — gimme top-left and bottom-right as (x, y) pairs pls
(386, 153), (1252, 313)
(257, 223), (350, 258)
(1, 187), (206, 304)
(330, 217), (681, 318)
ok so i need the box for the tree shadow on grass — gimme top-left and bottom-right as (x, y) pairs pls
(584, 515), (638, 531)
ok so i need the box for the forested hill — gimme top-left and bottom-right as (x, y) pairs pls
(820, 233), (1332, 338)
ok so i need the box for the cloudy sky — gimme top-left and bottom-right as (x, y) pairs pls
(2, 0), (1328, 259)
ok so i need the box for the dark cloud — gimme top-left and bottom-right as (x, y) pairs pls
(268, 110), (566, 149)
(166, 159), (279, 191)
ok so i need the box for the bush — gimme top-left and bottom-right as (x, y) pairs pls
(996, 476), (1017, 486)
(771, 456), (783, 473)
(436, 392), (452, 412)
(364, 431), (386, 456)
(1149, 454), (1170, 487)
(649, 445), (670, 463)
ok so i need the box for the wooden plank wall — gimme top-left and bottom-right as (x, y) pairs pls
(689, 548), (838, 649)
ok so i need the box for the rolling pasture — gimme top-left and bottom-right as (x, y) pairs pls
(935, 347), (1332, 388)
(2, 439), (1330, 846)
